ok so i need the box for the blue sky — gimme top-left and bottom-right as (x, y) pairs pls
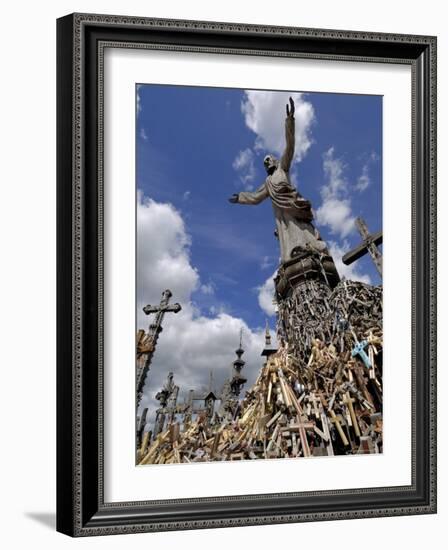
(135, 84), (382, 418)
(136, 84), (382, 331)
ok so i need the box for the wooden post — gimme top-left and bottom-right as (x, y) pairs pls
(343, 392), (361, 437)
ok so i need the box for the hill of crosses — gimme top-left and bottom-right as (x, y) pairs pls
(136, 98), (383, 465)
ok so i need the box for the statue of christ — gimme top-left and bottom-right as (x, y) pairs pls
(229, 97), (327, 264)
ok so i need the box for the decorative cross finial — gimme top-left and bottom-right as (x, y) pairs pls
(265, 319), (271, 347)
(136, 290), (182, 409)
(261, 320), (277, 358)
(230, 329), (247, 397)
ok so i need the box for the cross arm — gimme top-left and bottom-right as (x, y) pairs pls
(342, 231), (382, 266)
(143, 303), (182, 315)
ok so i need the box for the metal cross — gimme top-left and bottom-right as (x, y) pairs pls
(351, 339), (372, 370)
(136, 290), (181, 408)
(152, 372), (181, 437)
(342, 217), (383, 277)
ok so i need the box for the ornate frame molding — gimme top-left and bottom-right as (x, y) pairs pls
(57, 13), (437, 536)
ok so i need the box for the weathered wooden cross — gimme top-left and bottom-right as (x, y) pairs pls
(285, 418), (315, 457)
(136, 289), (182, 408)
(182, 373), (221, 428)
(342, 217), (383, 277)
(329, 409), (350, 446)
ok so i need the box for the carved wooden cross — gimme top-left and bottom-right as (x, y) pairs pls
(136, 290), (182, 408)
(342, 217), (383, 277)
(329, 409), (350, 446)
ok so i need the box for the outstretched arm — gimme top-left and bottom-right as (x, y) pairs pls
(280, 97), (295, 172)
(228, 183), (269, 205)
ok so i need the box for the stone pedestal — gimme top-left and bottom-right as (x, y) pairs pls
(274, 250), (340, 301)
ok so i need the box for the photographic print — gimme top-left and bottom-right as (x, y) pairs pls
(135, 84), (383, 465)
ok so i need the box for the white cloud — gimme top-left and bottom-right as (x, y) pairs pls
(313, 149), (373, 283)
(137, 193), (199, 309)
(182, 190), (191, 201)
(329, 240), (372, 284)
(315, 147), (356, 238)
(260, 255), (274, 270)
(241, 90), (315, 163)
(257, 272), (277, 317)
(355, 163), (370, 192)
(232, 148), (256, 189)
(315, 197), (355, 238)
(139, 127), (148, 141)
(320, 147), (348, 199)
(136, 84), (142, 115)
(355, 150), (379, 192)
(200, 282), (215, 295)
(137, 193), (266, 425)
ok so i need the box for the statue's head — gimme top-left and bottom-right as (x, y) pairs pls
(263, 154), (278, 174)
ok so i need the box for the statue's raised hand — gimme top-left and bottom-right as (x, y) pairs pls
(286, 96), (295, 118)
(228, 193), (239, 204)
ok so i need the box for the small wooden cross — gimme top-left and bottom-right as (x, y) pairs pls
(287, 417), (314, 457)
(342, 217), (382, 277)
(329, 410), (350, 446)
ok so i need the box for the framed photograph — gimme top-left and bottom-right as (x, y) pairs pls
(57, 13), (437, 536)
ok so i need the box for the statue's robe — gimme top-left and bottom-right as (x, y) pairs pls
(236, 117), (327, 263)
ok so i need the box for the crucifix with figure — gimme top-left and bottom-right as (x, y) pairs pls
(136, 289), (182, 408)
(342, 217), (383, 277)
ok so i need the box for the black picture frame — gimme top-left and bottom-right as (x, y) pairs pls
(57, 13), (437, 536)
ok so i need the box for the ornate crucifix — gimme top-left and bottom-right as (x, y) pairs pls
(342, 217), (383, 277)
(136, 289), (182, 408)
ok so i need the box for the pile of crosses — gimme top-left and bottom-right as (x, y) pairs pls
(136, 212), (384, 464)
(137, 280), (382, 464)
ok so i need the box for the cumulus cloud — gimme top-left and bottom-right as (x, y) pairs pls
(137, 193), (199, 310)
(329, 240), (372, 284)
(241, 90), (315, 163)
(232, 148), (256, 189)
(315, 197), (355, 238)
(137, 193), (266, 426)
(257, 272), (277, 317)
(315, 147), (356, 238)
